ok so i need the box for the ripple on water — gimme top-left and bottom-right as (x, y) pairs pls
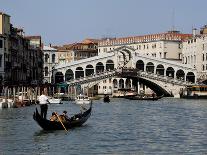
(1, 99), (207, 154)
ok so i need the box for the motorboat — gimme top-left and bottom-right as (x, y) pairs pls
(48, 98), (62, 104)
(75, 94), (91, 105)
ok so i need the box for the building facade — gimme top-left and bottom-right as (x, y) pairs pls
(182, 26), (207, 82)
(98, 31), (192, 61)
(55, 39), (98, 65)
(43, 45), (58, 83)
(0, 12), (43, 88)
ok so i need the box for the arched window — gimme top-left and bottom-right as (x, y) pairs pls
(52, 54), (55, 63)
(45, 67), (48, 76)
(45, 54), (49, 63)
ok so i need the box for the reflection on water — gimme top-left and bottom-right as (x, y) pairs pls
(1, 98), (207, 154)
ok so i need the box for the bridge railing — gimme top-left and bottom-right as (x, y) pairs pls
(67, 69), (116, 86)
(138, 71), (194, 86)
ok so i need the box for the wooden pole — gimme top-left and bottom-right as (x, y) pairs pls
(55, 112), (68, 132)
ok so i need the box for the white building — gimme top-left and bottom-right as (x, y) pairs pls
(182, 26), (207, 82)
(43, 45), (58, 83)
(98, 31), (191, 61)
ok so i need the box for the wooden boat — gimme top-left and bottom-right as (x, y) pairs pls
(33, 103), (92, 130)
(125, 95), (163, 101)
(103, 95), (110, 102)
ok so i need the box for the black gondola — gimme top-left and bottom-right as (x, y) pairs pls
(33, 103), (92, 130)
(103, 95), (110, 102)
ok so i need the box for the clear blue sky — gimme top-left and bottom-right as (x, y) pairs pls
(0, 0), (206, 45)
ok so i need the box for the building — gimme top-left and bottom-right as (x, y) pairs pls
(98, 31), (192, 61)
(0, 11), (43, 88)
(0, 12), (10, 85)
(182, 26), (207, 82)
(43, 45), (58, 83)
(54, 39), (98, 65)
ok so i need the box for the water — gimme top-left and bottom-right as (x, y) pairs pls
(1, 98), (207, 155)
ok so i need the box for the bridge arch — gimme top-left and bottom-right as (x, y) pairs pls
(156, 64), (165, 75)
(55, 72), (64, 83)
(146, 62), (154, 73)
(106, 60), (114, 71)
(166, 67), (175, 78)
(176, 69), (185, 80)
(85, 65), (94, 76)
(136, 60), (144, 71)
(65, 69), (74, 81)
(186, 72), (195, 83)
(75, 67), (84, 79)
(96, 62), (104, 73)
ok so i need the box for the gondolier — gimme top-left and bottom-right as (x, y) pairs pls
(38, 91), (50, 119)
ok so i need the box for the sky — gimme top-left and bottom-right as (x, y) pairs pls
(0, 0), (207, 45)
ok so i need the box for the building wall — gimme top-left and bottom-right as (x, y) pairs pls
(98, 32), (191, 61)
(0, 13), (10, 35)
(182, 36), (207, 80)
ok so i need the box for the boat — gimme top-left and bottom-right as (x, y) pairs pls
(75, 94), (91, 105)
(125, 95), (163, 101)
(113, 89), (137, 98)
(180, 85), (207, 99)
(48, 98), (62, 104)
(33, 102), (92, 130)
(103, 95), (110, 102)
(0, 98), (14, 108)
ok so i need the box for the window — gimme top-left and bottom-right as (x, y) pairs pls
(0, 54), (2, 67)
(0, 40), (2, 48)
(52, 54), (55, 63)
(45, 67), (48, 76)
(45, 54), (49, 63)
(164, 52), (167, 58)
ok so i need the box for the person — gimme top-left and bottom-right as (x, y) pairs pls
(62, 110), (70, 121)
(38, 91), (50, 119)
(50, 112), (57, 121)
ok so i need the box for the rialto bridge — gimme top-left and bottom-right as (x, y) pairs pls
(53, 46), (197, 97)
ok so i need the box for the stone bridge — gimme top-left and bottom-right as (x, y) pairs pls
(53, 46), (197, 97)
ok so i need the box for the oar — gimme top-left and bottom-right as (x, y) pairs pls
(55, 112), (68, 132)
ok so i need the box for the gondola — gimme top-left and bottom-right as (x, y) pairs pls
(103, 95), (110, 102)
(125, 95), (163, 101)
(33, 103), (92, 130)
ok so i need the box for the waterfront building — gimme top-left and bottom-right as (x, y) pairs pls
(182, 26), (207, 82)
(0, 11), (43, 89)
(0, 12), (10, 86)
(55, 39), (98, 65)
(42, 45), (58, 83)
(98, 31), (192, 61)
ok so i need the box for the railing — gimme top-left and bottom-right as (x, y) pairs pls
(67, 69), (116, 86)
(67, 68), (195, 87)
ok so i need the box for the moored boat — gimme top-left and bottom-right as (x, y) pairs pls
(75, 94), (91, 105)
(180, 85), (207, 99)
(33, 102), (92, 130)
(125, 95), (163, 101)
(48, 98), (62, 104)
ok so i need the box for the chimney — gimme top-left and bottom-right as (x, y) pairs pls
(49, 43), (52, 47)
(192, 28), (197, 37)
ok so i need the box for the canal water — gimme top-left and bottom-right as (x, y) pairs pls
(1, 98), (207, 155)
